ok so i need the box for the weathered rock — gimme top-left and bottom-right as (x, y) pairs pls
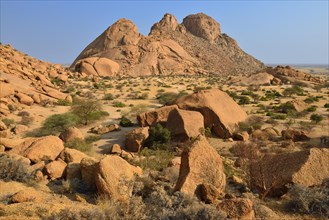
(183, 13), (221, 42)
(0, 129), (10, 138)
(0, 152), (31, 166)
(13, 125), (28, 135)
(196, 183), (221, 204)
(281, 129), (310, 142)
(110, 144), (122, 154)
(125, 127), (149, 152)
(287, 100), (308, 112)
(44, 159), (67, 179)
(233, 131), (249, 141)
(0, 120), (7, 131)
(150, 13), (178, 35)
(11, 189), (42, 203)
(252, 127), (279, 141)
(15, 93), (34, 106)
(0, 138), (24, 149)
(137, 105), (178, 127)
(173, 89), (248, 138)
(217, 198), (254, 220)
(80, 157), (99, 191)
(90, 124), (120, 135)
(10, 136), (64, 163)
(95, 155), (142, 201)
(250, 148), (329, 197)
(174, 136), (226, 197)
(66, 162), (82, 181)
(59, 147), (89, 163)
(59, 127), (84, 143)
(0, 82), (15, 98)
(166, 108), (204, 141)
(254, 204), (280, 220)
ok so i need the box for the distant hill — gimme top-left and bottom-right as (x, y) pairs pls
(70, 13), (265, 77)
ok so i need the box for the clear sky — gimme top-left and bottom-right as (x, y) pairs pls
(1, 1), (328, 65)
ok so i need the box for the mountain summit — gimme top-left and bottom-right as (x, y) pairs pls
(70, 13), (265, 77)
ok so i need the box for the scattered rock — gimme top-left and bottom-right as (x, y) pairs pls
(174, 136), (226, 198)
(59, 147), (89, 163)
(281, 129), (310, 142)
(196, 183), (221, 204)
(125, 127), (149, 152)
(233, 131), (249, 141)
(13, 124), (28, 135)
(166, 108), (204, 141)
(11, 189), (42, 203)
(44, 159), (67, 179)
(15, 93), (34, 106)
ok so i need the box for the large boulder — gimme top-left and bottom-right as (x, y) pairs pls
(166, 108), (204, 141)
(137, 105), (178, 127)
(15, 93), (34, 106)
(125, 127), (149, 152)
(44, 159), (67, 179)
(80, 157), (99, 191)
(174, 136), (226, 198)
(59, 148), (89, 163)
(11, 189), (43, 203)
(250, 148), (329, 197)
(173, 89), (247, 138)
(95, 155), (142, 201)
(9, 136), (64, 163)
(59, 127), (84, 143)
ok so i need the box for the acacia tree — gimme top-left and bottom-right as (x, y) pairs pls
(71, 98), (105, 125)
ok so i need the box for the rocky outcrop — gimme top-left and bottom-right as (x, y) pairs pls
(173, 89), (248, 138)
(70, 13), (264, 77)
(281, 129), (310, 142)
(166, 108), (204, 141)
(0, 44), (74, 112)
(137, 105), (178, 127)
(182, 13), (221, 42)
(95, 155), (142, 201)
(250, 148), (329, 197)
(174, 136), (226, 198)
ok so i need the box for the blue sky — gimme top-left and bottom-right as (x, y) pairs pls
(1, 1), (328, 65)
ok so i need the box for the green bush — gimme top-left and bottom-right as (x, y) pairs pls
(120, 117), (134, 127)
(56, 99), (71, 106)
(310, 114), (323, 123)
(41, 113), (80, 135)
(144, 124), (171, 149)
(238, 96), (251, 105)
(71, 98), (106, 125)
(306, 105), (317, 112)
(199, 127), (212, 137)
(138, 92), (149, 100)
(65, 138), (92, 152)
(304, 96), (319, 104)
(113, 101), (127, 108)
(324, 103), (329, 108)
(283, 86), (306, 97)
(156, 92), (179, 105)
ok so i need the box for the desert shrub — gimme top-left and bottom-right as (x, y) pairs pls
(276, 102), (295, 114)
(135, 148), (174, 171)
(324, 103), (329, 108)
(122, 104), (149, 122)
(238, 116), (264, 133)
(85, 135), (100, 143)
(51, 78), (61, 86)
(304, 96), (319, 104)
(1, 118), (15, 127)
(20, 115), (35, 125)
(241, 90), (254, 96)
(119, 117), (134, 127)
(64, 138), (92, 152)
(103, 93), (114, 100)
(285, 180), (329, 218)
(226, 90), (239, 100)
(144, 124), (171, 149)
(199, 127), (212, 137)
(71, 98), (106, 125)
(113, 101), (127, 108)
(0, 154), (34, 183)
(63, 86), (75, 93)
(56, 99), (71, 106)
(156, 92), (179, 105)
(138, 92), (149, 100)
(238, 96), (251, 105)
(283, 85), (306, 97)
(41, 113), (80, 135)
(310, 114), (323, 123)
(306, 105), (317, 112)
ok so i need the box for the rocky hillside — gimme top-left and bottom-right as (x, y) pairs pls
(0, 44), (74, 115)
(70, 13), (265, 77)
